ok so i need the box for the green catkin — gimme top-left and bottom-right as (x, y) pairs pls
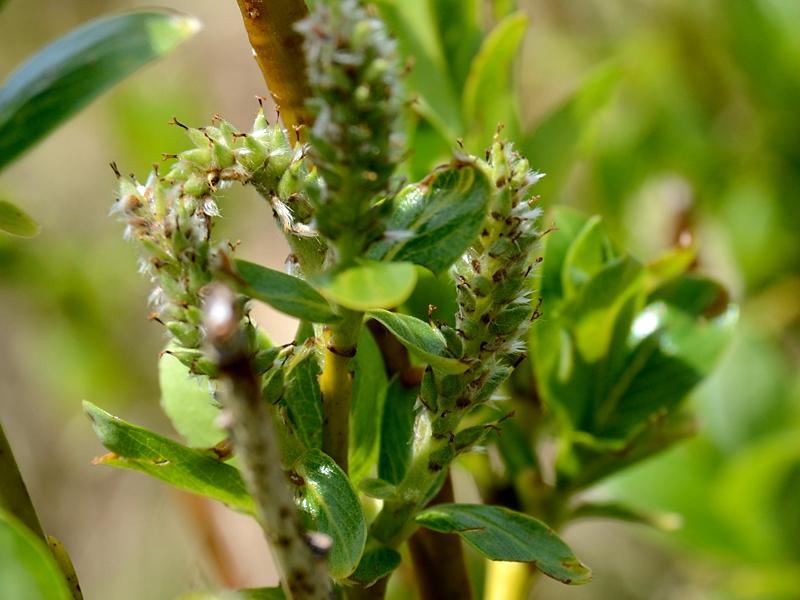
(298, 0), (404, 259)
(112, 112), (324, 373)
(372, 138), (544, 546)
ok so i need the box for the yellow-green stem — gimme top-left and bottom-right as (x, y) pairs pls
(319, 311), (361, 473)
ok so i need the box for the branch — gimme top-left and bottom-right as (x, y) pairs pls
(204, 284), (330, 600)
(234, 0), (314, 134)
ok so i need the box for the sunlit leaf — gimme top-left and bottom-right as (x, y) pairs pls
(321, 261), (417, 312)
(83, 402), (253, 514)
(0, 10), (200, 170)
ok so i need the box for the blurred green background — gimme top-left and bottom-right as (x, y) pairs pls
(1, 0), (798, 598)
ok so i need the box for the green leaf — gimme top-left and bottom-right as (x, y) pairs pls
(348, 546), (402, 587)
(0, 200), (39, 238)
(431, 0), (482, 94)
(379, 378), (418, 485)
(284, 353), (323, 451)
(0, 10), (200, 171)
(367, 310), (468, 374)
(292, 450), (367, 580)
(159, 349), (225, 448)
(349, 328), (389, 483)
(0, 508), (72, 600)
(235, 259), (339, 324)
(369, 163), (492, 274)
(415, 503), (591, 585)
(321, 261), (417, 312)
(373, 0), (462, 140)
(83, 402), (254, 514)
(463, 12), (528, 145)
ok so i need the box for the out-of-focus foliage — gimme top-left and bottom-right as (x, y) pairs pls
(374, 1), (800, 598)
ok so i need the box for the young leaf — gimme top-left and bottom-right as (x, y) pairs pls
(415, 503), (591, 585)
(235, 259), (339, 324)
(0, 200), (39, 238)
(561, 215), (616, 296)
(321, 261), (417, 312)
(431, 0), (482, 94)
(349, 328), (389, 483)
(0, 508), (72, 600)
(83, 402), (254, 514)
(0, 10), (200, 171)
(159, 349), (225, 448)
(378, 378), (418, 485)
(369, 164), (492, 274)
(367, 310), (468, 374)
(292, 450), (367, 580)
(284, 354), (324, 451)
(463, 12), (528, 144)
(348, 546), (402, 587)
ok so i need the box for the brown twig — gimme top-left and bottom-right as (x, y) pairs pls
(204, 284), (330, 600)
(234, 0), (314, 135)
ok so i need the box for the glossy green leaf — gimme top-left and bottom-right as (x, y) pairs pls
(373, 0), (462, 139)
(415, 503), (591, 585)
(369, 164), (492, 274)
(367, 310), (468, 374)
(348, 546), (402, 587)
(83, 402), (254, 514)
(379, 378), (418, 485)
(0, 10), (200, 170)
(0, 508), (72, 600)
(321, 261), (417, 312)
(235, 259), (339, 324)
(349, 328), (389, 483)
(284, 353), (323, 451)
(0, 200), (39, 238)
(463, 12), (528, 144)
(159, 349), (225, 448)
(292, 450), (367, 580)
